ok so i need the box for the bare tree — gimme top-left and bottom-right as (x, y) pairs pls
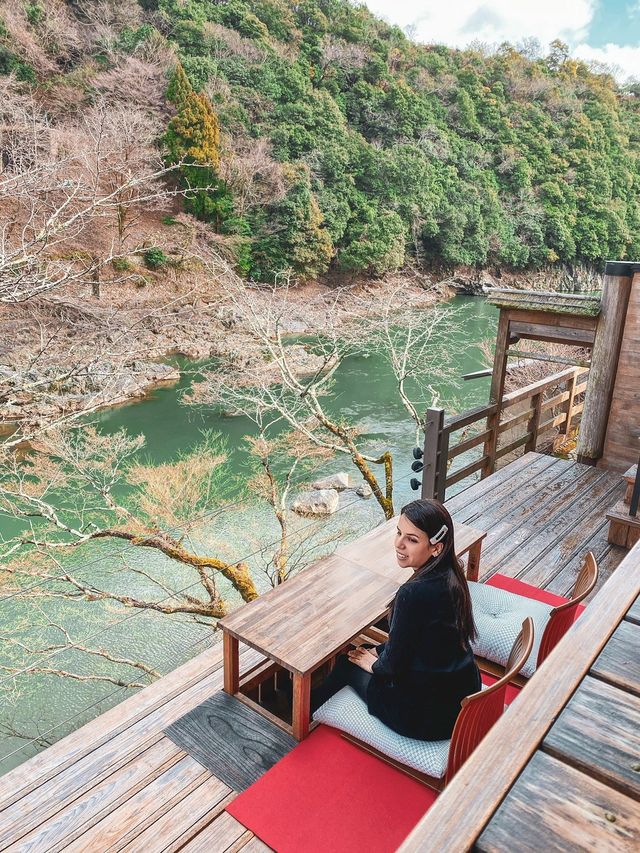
(1, 617), (161, 691)
(0, 85), (190, 303)
(0, 426), (259, 612)
(317, 36), (369, 81)
(189, 253), (465, 520)
(80, 100), (168, 254)
(368, 284), (466, 445)
(218, 137), (287, 218)
(242, 406), (334, 585)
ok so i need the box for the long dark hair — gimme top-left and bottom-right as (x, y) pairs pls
(392, 499), (477, 644)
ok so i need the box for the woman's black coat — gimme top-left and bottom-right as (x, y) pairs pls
(366, 565), (480, 740)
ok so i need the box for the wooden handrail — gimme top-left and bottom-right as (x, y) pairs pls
(445, 456), (488, 488)
(500, 366), (588, 410)
(422, 365), (590, 500)
(398, 541), (640, 852)
(445, 402), (498, 434)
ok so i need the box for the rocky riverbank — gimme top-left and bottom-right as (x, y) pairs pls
(0, 273), (442, 431)
(0, 262), (600, 434)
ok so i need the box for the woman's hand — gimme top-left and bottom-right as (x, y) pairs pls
(347, 647), (377, 673)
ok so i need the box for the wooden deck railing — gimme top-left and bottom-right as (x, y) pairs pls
(421, 366), (589, 501)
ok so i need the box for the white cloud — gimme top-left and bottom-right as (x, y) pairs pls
(363, 1), (596, 49)
(363, 2), (640, 81)
(574, 42), (640, 80)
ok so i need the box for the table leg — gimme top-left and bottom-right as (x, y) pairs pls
(223, 632), (239, 695)
(292, 672), (311, 741)
(467, 540), (482, 582)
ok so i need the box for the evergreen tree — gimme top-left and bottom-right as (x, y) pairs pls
(165, 63), (229, 228)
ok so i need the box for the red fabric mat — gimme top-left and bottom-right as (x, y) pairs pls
(486, 572), (585, 615)
(226, 724), (437, 853)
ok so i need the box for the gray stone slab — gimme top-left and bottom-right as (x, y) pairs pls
(164, 691), (296, 791)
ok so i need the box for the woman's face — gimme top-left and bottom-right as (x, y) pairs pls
(395, 514), (443, 570)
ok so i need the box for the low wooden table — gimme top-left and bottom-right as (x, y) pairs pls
(218, 553), (399, 740)
(218, 520), (487, 741)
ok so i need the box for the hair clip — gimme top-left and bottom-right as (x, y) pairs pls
(430, 523), (448, 544)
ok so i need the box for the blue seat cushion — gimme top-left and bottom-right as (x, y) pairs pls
(468, 581), (552, 678)
(312, 687), (450, 778)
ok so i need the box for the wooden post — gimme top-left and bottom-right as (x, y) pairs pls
(466, 539), (483, 582)
(577, 261), (635, 465)
(482, 310), (511, 477)
(525, 392), (542, 453)
(631, 458), (640, 517)
(422, 408), (444, 500)
(435, 427), (450, 503)
(292, 672), (311, 741)
(223, 632), (239, 695)
(564, 370), (578, 437)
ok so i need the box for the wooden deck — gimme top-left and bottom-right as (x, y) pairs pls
(0, 452), (627, 851)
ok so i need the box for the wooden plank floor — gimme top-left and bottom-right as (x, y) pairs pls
(446, 451), (627, 598)
(0, 453), (626, 851)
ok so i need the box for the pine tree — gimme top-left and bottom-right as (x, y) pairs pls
(165, 64), (220, 169)
(165, 63), (233, 233)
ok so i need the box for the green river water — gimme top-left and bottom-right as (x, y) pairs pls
(0, 295), (497, 773)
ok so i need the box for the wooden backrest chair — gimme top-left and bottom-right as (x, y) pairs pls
(347, 618), (534, 791)
(444, 616), (534, 785)
(536, 552), (598, 667)
(473, 553), (598, 688)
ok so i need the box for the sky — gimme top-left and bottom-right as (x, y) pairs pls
(363, 1), (640, 81)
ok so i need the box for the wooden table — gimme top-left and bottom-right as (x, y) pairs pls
(218, 553), (399, 740)
(218, 520), (487, 741)
(475, 603), (640, 851)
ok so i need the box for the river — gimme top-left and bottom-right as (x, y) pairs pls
(0, 295), (497, 773)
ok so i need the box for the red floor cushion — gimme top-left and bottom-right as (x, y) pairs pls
(226, 724), (437, 853)
(486, 573), (585, 615)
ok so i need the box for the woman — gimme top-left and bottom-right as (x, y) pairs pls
(311, 499), (480, 740)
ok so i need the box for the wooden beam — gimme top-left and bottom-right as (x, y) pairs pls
(509, 321), (595, 347)
(445, 402), (497, 434)
(482, 311), (510, 477)
(501, 367), (587, 411)
(577, 264), (635, 464)
(524, 392), (542, 453)
(445, 456), (488, 488)
(448, 429), (492, 460)
(422, 408), (444, 500)
(507, 308), (598, 331)
(495, 433), (532, 460)
(506, 348), (591, 368)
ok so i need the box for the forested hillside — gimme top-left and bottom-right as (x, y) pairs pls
(2, 0), (640, 285)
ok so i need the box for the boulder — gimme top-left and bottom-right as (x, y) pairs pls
(439, 271), (497, 296)
(356, 483), (373, 498)
(291, 489), (339, 516)
(312, 472), (352, 491)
